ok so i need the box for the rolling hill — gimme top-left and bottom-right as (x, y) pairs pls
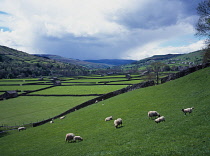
(0, 45), (89, 78)
(122, 50), (204, 71)
(34, 54), (114, 69)
(84, 59), (137, 66)
(0, 67), (209, 155)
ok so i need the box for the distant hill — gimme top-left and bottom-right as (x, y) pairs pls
(34, 54), (136, 68)
(122, 50), (204, 71)
(0, 45), (89, 78)
(84, 59), (137, 66)
(34, 54), (113, 69)
(132, 54), (183, 64)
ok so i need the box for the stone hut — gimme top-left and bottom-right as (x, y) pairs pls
(0, 90), (18, 100)
(54, 80), (61, 86)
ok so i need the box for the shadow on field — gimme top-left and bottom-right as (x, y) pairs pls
(116, 126), (124, 129)
(0, 130), (8, 138)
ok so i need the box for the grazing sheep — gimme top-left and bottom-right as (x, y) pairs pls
(148, 111), (160, 119)
(18, 127), (26, 132)
(73, 136), (83, 142)
(65, 133), (75, 143)
(60, 116), (65, 119)
(114, 118), (123, 128)
(182, 107), (194, 115)
(105, 116), (113, 121)
(49, 118), (54, 123)
(155, 116), (165, 123)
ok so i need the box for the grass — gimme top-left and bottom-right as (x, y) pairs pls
(0, 67), (210, 155)
(0, 85), (51, 93)
(0, 96), (96, 126)
(29, 85), (126, 95)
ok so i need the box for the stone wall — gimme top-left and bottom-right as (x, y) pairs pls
(161, 63), (210, 84)
(32, 80), (155, 127)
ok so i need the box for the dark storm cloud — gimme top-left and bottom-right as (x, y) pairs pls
(114, 0), (202, 29)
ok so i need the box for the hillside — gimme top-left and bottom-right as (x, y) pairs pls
(0, 45), (89, 78)
(0, 67), (209, 155)
(84, 59), (137, 66)
(123, 50), (204, 72)
(34, 54), (114, 69)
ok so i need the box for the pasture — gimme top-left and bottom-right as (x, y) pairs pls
(0, 68), (210, 155)
(0, 74), (139, 126)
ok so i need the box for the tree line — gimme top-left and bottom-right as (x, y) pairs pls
(0, 54), (89, 79)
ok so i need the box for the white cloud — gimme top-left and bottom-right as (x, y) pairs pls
(124, 40), (205, 60)
(0, 0), (204, 59)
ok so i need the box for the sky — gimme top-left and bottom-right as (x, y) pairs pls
(0, 0), (206, 60)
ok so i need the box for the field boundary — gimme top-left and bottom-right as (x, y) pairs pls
(32, 63), (210, 127)
(161, 63), (210, 83)
(32, 80), (155, 127)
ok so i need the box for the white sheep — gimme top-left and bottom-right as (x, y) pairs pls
(182, 107), (194, 115)
(73, 136), (83, 142)
(18, 127), (26, 132)
(155, 116), (165, 123)
(114, 118), (123, 128)
(50, 120), (54, 123)
(60, 116), (65, 119)
(105, 116), (113, 121)
(148, 111), (160, 119)
(65, 133), (75, 143)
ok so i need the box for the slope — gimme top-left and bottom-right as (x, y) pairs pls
(34, 54), (113, 69)
(0, 67), (210, 155)
(0, 45), (88, 78)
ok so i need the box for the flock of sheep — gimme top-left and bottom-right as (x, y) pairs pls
(105, 116), (123, 128)
(17, 107), (194, 143)
(148, 107), (194, 123)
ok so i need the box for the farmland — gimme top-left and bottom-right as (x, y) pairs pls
(0, 74), (142, 126)
(0, 66), (209, 155)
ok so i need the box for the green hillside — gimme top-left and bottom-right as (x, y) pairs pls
(123, 50), (204, 72)
(0, 45), (89, 78)
(34, 54), (114, 69)
(0, 67), (209, 155)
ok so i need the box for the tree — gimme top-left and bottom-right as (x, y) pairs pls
(196, 0), (210, 63)
(150, 62), (166, 85)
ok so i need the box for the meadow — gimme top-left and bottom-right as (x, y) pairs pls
(0, 68), (210, 155)
(0, 75), (137, 126)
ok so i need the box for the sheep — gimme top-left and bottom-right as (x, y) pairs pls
(73, 136), (83, 142)
(60, 116), (65, 119)
(155, 116), (165, 123)
(182, 107), (194, 115)
(148, 111), (160, 119)
(65, 133), (75, 143)
(105, 116), (113, 121)
(18, 127), (26, 132)
(114, 118), (123, 128)
(49, 118), (54, 123)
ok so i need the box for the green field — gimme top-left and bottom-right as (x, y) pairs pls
(0, 67), (210, 155)
(29, 85), (126, 95)
(0, 96), (96, 126)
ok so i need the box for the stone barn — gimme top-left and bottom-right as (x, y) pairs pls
(0, 90), (18, 100)
(54, 80), (61, 86)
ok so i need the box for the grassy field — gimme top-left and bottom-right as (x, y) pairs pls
(0, 67), (209, 155)
(0, 96), (96, 126)
(29, 85), (126, 95)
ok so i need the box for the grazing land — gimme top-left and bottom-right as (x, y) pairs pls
(0, 67), (209, 155)
(0, 75), (141, 126)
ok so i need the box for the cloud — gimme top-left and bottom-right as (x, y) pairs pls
(0, 0), (205, 60)
(124, 40), (205, 60)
